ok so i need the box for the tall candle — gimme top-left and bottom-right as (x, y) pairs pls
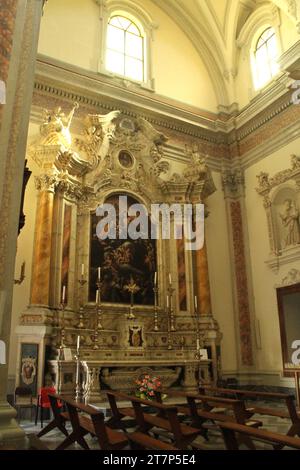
(62, 285), (66, 303)
(196, 338), (200, 350)
(194, 295), (198, 310)
(96, 289), (99, 304)
(77, 335), (80, 351)
(81, 263), (84, 276)
(169, 273), (172, 285)
(154, 272), (157, 285)
(98, 267), (101, 281)
(166, 295), (169, 308)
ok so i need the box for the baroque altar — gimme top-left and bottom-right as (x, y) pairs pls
(15, 103), (222, 400)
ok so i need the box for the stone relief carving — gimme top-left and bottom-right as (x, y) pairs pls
(279, 199), (300, 247)
(256, 155), (300, 271)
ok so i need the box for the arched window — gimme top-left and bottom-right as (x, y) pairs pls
(252, 27), (279, 90)
(106, 15), (145, 82)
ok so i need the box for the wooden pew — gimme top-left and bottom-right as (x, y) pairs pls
(128, 432), (179, 450)
(201, 386), (300, 439)
(219, 421), (300, 450)
(155, 390), (262, 449)
(49, 394), (128, 450)
(106, 390), (201, 449)
(37, 394), (69, 438)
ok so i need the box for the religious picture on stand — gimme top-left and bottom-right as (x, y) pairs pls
(89, 194), (157, 305)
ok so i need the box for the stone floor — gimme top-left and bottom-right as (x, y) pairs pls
(19, 399), (296, 451)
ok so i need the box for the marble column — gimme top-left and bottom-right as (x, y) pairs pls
(195, 240), (212, 316)
(30, 175), (56, 306)
(0, 0), (44, 447)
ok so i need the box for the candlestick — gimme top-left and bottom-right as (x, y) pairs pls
(93, 278), (103, 350)
(194, 295), (198, 311)
(62, 285), (66, 303)
(59, 298), (66, 350)
(167, 285), (176, 332)
(77, 275), (87, 329)
(74, 350), (81, 402)
(153, 284), (159, 331)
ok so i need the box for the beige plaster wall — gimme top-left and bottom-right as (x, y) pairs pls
(244, 138), (300, 376)
(8, 123), (40, 380)
(235, 11), (299, 110)
(38, 0), (218, 112)
(206, 171), (238, 373)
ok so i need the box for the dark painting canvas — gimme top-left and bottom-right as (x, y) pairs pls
(89, 194), (157, 305)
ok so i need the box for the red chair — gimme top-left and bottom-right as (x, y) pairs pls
(35, 386), (62, 428)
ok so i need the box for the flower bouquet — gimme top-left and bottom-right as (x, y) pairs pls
(135, 374), (162, 401)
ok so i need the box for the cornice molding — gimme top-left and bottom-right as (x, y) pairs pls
(31, 54), (300, 174)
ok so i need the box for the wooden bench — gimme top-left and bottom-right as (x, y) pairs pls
(106, 390), (200, 449)
(219, 421), (300, 450)
(128, 432), (178, 450)
(202, 386), (300, 440)
(37, 394), (69, 438)
(156, 390), (262, 449)
(49, 394), (128, 450)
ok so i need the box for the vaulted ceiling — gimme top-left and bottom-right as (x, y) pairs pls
(151, 0), (300, 106)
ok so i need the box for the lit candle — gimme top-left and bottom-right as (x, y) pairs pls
(197, 338), (200, 350)
(98, 267), (101, 281)
(169, 273), (172, 285)
(81, 263), (84, 276)
(77, 335), (80, 351)
(96, 289), (99, 304)
(154, 272), (157, 285)
(62, 285), (66, 303)
(194, 295), (198, 311)
(166, 295), (169, 308)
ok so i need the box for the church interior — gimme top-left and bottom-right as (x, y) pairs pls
(1, 0), (300, 453)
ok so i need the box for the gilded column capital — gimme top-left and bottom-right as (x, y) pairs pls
(34, 173), (58, 192)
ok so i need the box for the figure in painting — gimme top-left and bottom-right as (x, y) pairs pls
(89, 194), (157, 305)
(279, 199), (300, 248)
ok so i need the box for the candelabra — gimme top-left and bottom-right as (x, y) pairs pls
(153, 285), (159, 331)
(93, 279), (103, 350)
(167, 310), (173, 350)
(74, 348), (81, 401)
(167, 285), (176, 331)
(59, 299), (66, 351)
(77, 275), (87, 329)
(194, 309), (201, 360)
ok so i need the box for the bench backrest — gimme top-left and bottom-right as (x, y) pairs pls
(219, 421), (300, 450)
(187, 393), (250, 424)
(49, 393), (110, 449)
(201, 386), (298, 422)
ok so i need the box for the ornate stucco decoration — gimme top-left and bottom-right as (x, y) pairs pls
(222, 166), (245, 199)
(256, 155), (300, 272)
(163, 144), (216, 204)
(275, 268), (300, 287)
(29, 103), (91, 201)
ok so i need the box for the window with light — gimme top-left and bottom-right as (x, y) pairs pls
(106, 15), (145, 82)
(253, 27), (279, 90)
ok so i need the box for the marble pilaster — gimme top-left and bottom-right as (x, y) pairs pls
(0, 0), (43, 447)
